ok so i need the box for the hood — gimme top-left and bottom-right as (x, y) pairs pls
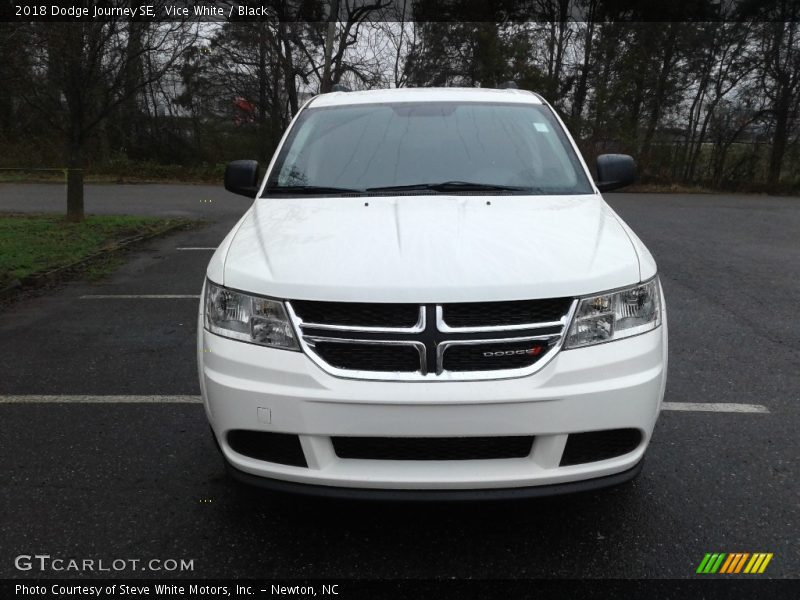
(220, 194), (641, 303)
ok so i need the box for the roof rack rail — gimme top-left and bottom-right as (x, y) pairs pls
(331, 84), (351, 92)
(498, 81), (518, 90)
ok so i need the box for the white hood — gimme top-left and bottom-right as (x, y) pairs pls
(218, 194), (641, 303)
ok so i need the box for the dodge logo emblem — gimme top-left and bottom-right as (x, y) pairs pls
(483, 347), (543, 358)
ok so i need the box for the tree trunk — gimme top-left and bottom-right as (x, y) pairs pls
(257, 23), (269, 163)
(640, 25), (678, 163)
(551, 3), (570, 100)
(66, 133), (84, 222)
(680, 26), (717, 181)
(321, 0), (340, 93)
(591, 28), (615, 143)
(278, 22), (298, 115)
(768, 92), (791, 189)
(546, 21), (556, 98)
(687, 97), (720, 182)
(571, 14), (595, 127)
(681, 80), (709, 181)
(121, 22), (144, 154)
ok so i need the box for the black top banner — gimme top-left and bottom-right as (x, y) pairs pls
(1, 0), (799, 23)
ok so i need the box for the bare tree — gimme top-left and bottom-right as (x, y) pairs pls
(570, 0), (599, 130)
(680, 23), (756, 182)
(17, 12), (196, 220)
(374, 1), (418, 88)
(294, 0), (392, 92)
(757, 6), (800, 189)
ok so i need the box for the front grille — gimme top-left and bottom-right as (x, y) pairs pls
(332, 436), (535, 461)
(313, 341), (420, 373)
(559, 429), (642, 466)
(288, 298), (574, 380)
(442, 339), (551, 372)
(442, 298), (572, 328)
(227, 430), (308, 467)
(292, 300), (419, 328)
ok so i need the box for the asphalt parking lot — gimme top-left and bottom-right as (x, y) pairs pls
(1, 184), (798, 579)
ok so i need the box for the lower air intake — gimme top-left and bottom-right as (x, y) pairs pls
(227, 430), (308, 467)
(332, 436), (535, 461)
(559, 429), (642, 466)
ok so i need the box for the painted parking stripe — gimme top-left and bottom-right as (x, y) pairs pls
(176, 247), (216, 250)
(79, 294), (200, 299)
(0, 395), (202, 403)
(0, 396), (770, 412)
(661, 402), (769, 413)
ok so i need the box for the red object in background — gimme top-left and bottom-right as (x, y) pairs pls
(233, 97), (256, 126)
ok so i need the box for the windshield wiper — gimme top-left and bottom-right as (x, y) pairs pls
(366, 181), (529, 193)
(265, 181), (533, 195)
(264, 185), (364, 195)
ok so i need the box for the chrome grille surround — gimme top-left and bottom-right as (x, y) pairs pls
(286, 299), (578, 382)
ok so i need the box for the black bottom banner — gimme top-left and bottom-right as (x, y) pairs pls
(4, 579), (800, 600)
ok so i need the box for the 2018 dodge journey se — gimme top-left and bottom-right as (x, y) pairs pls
(198, 86), (667, 499)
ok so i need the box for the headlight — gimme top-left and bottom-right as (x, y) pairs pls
(204, 280), (299, 350)
(565, 277), (661, 349)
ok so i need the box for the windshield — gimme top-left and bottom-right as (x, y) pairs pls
(266, 101), (594, 195)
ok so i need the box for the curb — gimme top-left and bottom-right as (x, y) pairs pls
(0, 220), (196, 300)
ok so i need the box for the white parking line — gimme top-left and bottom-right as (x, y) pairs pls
(0, 396), (771, 412)
(79, 295), (200, 299)
(0, 395), (202, 403)
(176, 247), (216, 250)
(661, 402), (769, 413)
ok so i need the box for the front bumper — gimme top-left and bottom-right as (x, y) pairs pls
(223, 457), (645, 500)
(199, 318), (667, 493)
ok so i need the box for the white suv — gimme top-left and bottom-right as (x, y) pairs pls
(198, 87), (667, 499)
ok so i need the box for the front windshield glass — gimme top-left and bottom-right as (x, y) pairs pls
(266, 101), (593, 194)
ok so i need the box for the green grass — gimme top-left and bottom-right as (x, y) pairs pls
(0, 214), (184, 287)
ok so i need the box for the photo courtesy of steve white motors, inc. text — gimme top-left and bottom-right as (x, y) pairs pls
(14, 583), (341, 597)
(14, 3), (276, 19)
(15, 583), (233, 597)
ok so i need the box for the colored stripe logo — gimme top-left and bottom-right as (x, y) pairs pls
(696, 553), (773, 574)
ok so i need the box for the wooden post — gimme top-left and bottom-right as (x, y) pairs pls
(66, 167), (84, 222)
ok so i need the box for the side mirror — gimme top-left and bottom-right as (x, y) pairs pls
(224, 160), (260, 198)
(595, 154), (636, 192)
